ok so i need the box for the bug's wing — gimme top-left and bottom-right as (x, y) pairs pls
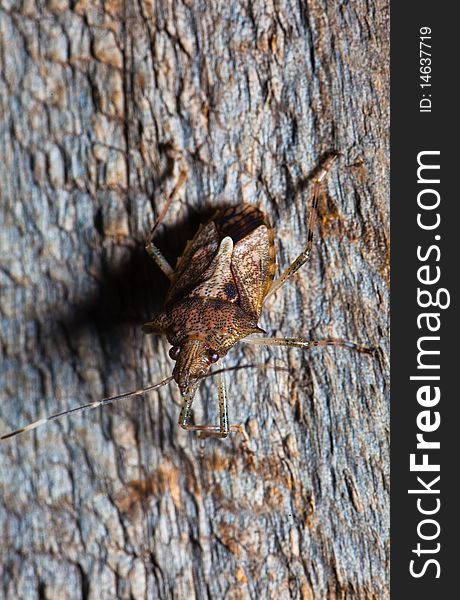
(186, 236), (237, 301)
(215, 205), (276, 317)
(165, 221), (221, 305)
(165, 204), (275, 314)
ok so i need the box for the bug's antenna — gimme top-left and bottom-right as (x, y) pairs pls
(1, 376), (174, 441)
(0, 363), (288, 442)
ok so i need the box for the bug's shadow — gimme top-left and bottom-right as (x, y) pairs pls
(40, 203), (229, 374)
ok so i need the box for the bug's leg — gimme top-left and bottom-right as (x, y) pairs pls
(242, 336), (374, 355)
(178, 379), (199, 429)
(216, 369), (229, 437)
(266, 153), (339, 300)
(181, 371), (229, 438)
(145, 170), (187, 279)
(181, 372), (251, 446)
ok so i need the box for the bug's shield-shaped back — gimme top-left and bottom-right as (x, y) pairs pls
(163, 204), (276, 316)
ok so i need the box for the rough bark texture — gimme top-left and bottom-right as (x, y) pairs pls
(0, 1), (389, 599)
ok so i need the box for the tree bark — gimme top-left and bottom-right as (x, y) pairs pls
(0, 1), (389, 599)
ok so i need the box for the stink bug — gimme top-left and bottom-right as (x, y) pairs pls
(1, 152), (372, 442)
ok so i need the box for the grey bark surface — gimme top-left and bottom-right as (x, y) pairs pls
(0, 1), (389, 599)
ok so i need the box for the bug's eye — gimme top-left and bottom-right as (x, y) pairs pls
(206, 349), (220, 363)
(169, 346), (181, 360)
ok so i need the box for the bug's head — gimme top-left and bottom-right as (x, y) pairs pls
(169, 339), (220, 395)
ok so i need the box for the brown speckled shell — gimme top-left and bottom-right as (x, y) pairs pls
(145, 204), (276, 358)
(166, 204), (276, 318)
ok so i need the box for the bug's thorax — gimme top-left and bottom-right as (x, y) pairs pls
(152, 298), (264, 396)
